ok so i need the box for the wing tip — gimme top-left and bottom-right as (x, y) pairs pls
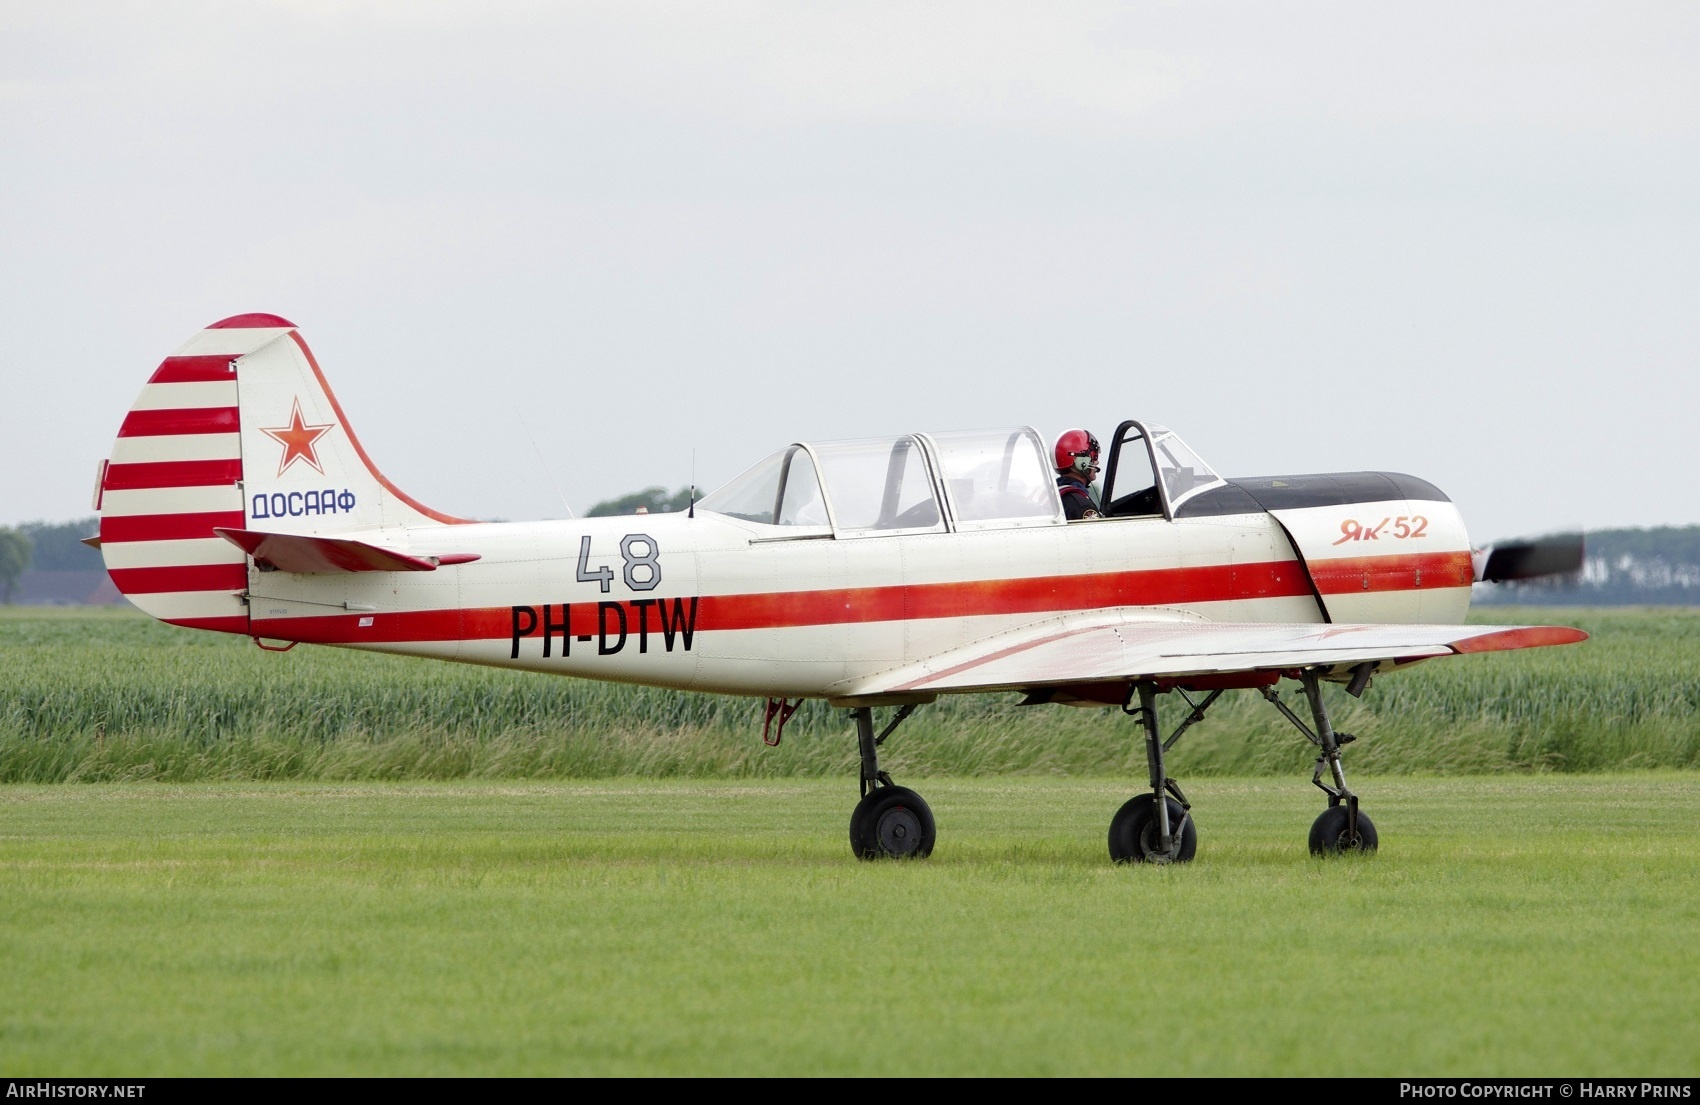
(1451, 626), (1589, 654)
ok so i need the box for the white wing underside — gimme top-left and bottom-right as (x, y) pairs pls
(842, 608), (1586, 698)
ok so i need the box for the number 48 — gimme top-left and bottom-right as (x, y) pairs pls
(577, 533), (662, 593)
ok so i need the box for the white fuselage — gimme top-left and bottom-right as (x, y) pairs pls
(241, 498), (1474, 700)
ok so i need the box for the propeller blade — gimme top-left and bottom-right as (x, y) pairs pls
(1475, 532), (1586, 583)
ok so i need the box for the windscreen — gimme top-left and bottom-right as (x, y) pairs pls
(1150, 429), (1225, 511)
(697, 446), (827, 527)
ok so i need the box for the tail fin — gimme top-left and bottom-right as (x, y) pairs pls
(98, 313), (470, 633)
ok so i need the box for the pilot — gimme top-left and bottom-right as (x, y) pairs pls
(1054, 429), (1103, 520)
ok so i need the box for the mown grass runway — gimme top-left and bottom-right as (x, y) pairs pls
(1, 777), (1697, 1076)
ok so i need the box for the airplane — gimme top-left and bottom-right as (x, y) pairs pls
(91, 313), (1588, 864)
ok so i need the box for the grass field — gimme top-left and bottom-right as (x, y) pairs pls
(4, 605), (1699, 780)
(1, 776), (1697, 1076)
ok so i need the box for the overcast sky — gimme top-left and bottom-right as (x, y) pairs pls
(3, 2), (1697, 541)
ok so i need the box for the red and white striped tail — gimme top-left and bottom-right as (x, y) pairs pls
(98, 313), (469, 634)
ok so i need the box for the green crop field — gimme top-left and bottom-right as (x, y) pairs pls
(3, 605), (1699, 780)
(2, 605), (1698, 1075)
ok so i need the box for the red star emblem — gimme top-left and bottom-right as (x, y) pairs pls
(260, 398), (336, 477)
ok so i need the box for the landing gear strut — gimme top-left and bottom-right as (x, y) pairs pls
(847, 705), (935, 860)
(1261, 669), (1378, 855)
(1109, 682), (1202, 864)
(1105, 668), (1380, 862)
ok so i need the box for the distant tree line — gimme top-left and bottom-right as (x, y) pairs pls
(15, 519), (104, 572)
(586, 487), (694, 517)
(3, 519), (105, 602)
(0, 527), (31, 603)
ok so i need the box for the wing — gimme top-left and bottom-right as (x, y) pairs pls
(844, 609), (1587, 698)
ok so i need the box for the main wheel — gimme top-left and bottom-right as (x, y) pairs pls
(1308, 805), (1379, 855)
(849, 786), (936, 860)
(1108, 795), (1197, 864)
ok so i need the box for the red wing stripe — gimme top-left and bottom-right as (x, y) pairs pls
(895, 628), (1085, 690)
(119, 407), (240, 437)
(102, 459), (243, 491)
(101, 511), (248, 543)
(108, 564), (248, 594)
(1310, 551), (1475, 594)
(1451, 626), (1590, 653)
(148, 356), (239, 384)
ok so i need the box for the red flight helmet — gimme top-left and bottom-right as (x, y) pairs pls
(1054, 428), (1101, 476)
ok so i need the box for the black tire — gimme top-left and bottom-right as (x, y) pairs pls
(1108, 794), (1197, 864)
(849, 786), (936, 860)
(1308, 805), (1379, 855)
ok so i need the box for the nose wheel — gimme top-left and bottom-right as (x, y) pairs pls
(1309, 805), (1378, 855)
(1263, 668), (1382, 858)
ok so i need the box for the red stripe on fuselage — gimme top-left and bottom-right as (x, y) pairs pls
(119, 406), (240, 437)
(101, 511), (248, 543)
(697, 560), (1315, 631)
(244, 552), (1475, 647)
(108, 563), (248, 594)
(1309, 551), (1474, 594)
(102, 458), (242, 491)
(250, 559), (1323, 645)
(147, 356), (239, 384)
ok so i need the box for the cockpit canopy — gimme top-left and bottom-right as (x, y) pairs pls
(698, 420), (1225, 535)
(698, 427), (1063, 536)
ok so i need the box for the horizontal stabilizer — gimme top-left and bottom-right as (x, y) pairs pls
(214, 527), (480, 574)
